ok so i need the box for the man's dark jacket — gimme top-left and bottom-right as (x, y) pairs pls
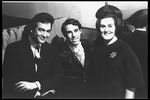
(2, 38), (63, 99)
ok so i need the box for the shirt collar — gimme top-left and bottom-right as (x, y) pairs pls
(29, 36), (41, 48)
(67, 41), (81, 49)
(66, 41), (83, 53)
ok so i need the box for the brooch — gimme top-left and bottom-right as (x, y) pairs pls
(110, 52), (117, 58)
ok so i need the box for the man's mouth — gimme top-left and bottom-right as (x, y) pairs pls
(39, 36), (46, 41)
(71, 38), (79, 42)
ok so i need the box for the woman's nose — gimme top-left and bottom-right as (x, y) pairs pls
(104, 27), (109, 32)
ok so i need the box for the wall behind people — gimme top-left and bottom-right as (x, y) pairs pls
(2, 1), (147, 28)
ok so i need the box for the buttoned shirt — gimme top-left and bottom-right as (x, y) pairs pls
(29, 36), (41, 72)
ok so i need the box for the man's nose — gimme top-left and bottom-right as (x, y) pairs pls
(42, 32), (49, 37)
(72, 32), (76, 38)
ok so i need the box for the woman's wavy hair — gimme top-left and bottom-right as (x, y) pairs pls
(95, 5), (124, 37)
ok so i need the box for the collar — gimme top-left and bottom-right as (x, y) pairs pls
(67, 41), (82, 49)
(66, 41), (84, 53)
(136, 27), (147, 31)
(29, 36), (41, 48)
(107, 36), (118, 45)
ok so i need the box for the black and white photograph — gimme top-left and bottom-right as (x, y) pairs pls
(2, 1), (148, 99)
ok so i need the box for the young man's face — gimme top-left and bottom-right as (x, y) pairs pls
(32, 22), (51, 44)
(65, 24), (82, 45)
(100, 17), (116, 40)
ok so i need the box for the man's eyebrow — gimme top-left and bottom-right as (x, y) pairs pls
(66, 30), (71, 33)
(38, 27), (45, 30)
(74, 28), (78, 30)
(38, 28), (51, 31)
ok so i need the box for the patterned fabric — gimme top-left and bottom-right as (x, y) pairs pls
(69, 43), (85, 67)
(73, 48), (85, 67)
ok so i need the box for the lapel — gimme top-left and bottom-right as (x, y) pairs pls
(22, 39), (50, 76)
(37, 42), (49, 70)
(63, 43), (81, 68)
(66, 42), (89, 69)
(71, 49), (83, 68)
(82, 43), (89, 70)
(21, 39), (51, 79)
(21, 39), (36, 75)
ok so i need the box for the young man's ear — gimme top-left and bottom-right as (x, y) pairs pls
(31, 29), (34, 33)
(79, 29), (82, 33)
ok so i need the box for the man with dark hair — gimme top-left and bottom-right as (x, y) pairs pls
(58, 18), (91, 99)
(2, 12), (63, 99)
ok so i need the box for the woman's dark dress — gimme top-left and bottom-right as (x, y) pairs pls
(88, 39), (144, 99)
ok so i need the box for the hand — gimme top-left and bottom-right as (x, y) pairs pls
(15, 81), (37, 92)
(125, 88), (135, 99)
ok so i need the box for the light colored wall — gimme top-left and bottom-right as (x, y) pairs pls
(2, 1), (148, 28)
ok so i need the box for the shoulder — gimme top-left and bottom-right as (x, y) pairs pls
(4, 39), (29, 57)
(81, 39), (90, 46)
(58, 42), (73, 58)
(43, 42), (59, 51)
(6, 39), (25, 50)
(81, 39), (92, 51)
(134, 30), (147, 38)
(116, 40), (131, 52)
(115, 40), (138, 60)
(41, 42), (60, 56)
(59, 42), (69, 52)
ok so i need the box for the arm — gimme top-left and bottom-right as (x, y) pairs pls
(2, 44), (37, 98)
(120, 44), (144, 99)
(125, 88), (135, 99)
(3, 44), (22, 96)
(16, 46), (63, 97)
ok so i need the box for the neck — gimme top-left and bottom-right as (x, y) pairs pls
(66, 40), (81, 49)
(104, 36), (118, 45)
(29, 35), (41, 47)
